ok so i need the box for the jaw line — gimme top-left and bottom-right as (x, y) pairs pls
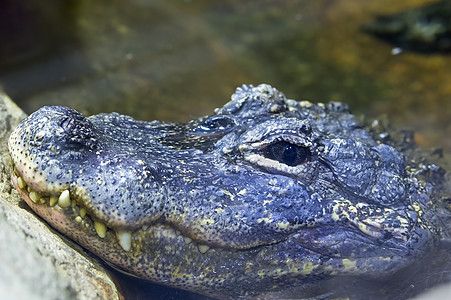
(10, 167), (416, 259)
(10, 170), (229, 256)
(10, 168), (417, 287)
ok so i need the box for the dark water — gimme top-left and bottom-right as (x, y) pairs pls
(1, 0), (450, 154)
(1, 0), (450, 299)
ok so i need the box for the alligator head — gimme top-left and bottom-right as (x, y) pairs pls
(8, 84), (448, 299)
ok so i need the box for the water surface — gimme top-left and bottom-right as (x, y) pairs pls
(1, 0), (450, 299)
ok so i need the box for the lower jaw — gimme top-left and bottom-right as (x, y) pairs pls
(11, 170), (137, 249)
(10, 167), (422, 290)
(10, 170), (239, 297)
(10, 169), (216, 256)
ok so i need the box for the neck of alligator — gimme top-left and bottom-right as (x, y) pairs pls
(8, 84), (448, 299)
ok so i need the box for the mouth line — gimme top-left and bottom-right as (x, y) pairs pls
(11, 164), (348, 258)
(10, 160), (416, 260)
(11, 164), (216, 255)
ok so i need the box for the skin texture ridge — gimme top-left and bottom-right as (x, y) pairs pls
(8, 84), (450, 299)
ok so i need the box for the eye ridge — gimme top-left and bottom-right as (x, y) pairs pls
(262, 141), (310, 166)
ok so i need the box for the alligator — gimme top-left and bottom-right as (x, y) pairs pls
(8, 84), (451, 299)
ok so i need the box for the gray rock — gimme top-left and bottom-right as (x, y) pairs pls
(0, 93), (120, 300)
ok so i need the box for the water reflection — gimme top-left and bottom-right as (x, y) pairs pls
(0, 0), (450, 299)
(1, 1), (450, 154)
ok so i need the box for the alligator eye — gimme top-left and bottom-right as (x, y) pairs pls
(262, 141), (310, 166)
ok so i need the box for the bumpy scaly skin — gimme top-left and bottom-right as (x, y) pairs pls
(8, 84), (448, 299)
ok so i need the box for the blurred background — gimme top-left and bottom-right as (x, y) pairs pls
(0, 1), (450, 298)
(0, 0), (450, 155)
(0, 0), (451, 156)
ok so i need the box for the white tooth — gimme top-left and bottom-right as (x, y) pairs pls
(14, 165), (20, 177)
(94, 221), (107, 238)
(29, 191), (40, 203)
(39, 197), (46, 204)
(198, 244), (210, 254)
(75, 216), (82, 223)
(79, 207), (87, 218)
(49, 195), (58, 206)
(17, 176), (27, 189)
(184, 237), (192, 244)
(115, 230), (132, 252)
(58, 190), (71, 208)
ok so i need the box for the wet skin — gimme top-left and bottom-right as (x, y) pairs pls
(8, 84), (449, 299)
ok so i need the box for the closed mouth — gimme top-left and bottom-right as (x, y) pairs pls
(11, 164), (214, 255)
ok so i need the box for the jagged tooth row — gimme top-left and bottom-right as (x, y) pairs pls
(13, 172), (133, 252)
(92, 220), (134, 252)
(93, 222), (133, 252)
(13, 171), (212, 254)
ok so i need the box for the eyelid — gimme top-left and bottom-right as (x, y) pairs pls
(237, 132), (313, 162)
(249, 135), (312, 150)
(260, 141), (311, 166)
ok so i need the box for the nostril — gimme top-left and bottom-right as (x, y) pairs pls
(60, 117), (74, 132)
(58, 114), (98, 150)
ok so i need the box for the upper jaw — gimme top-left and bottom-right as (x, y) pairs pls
(8, 115), (430, 256)
(7, 103), (440, 284)
(10, 157), (430, 258)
